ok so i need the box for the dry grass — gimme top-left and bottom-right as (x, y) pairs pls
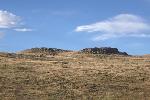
(0, 52), (150, 100)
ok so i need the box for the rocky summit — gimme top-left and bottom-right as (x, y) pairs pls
(81, 47), (128, 55)
(19, 47), (71, 55)
(19, 47), (128, 56)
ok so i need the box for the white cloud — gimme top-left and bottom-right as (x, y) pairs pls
(0, 10), (33, 36)
(14, 28), (33, 32)
(0, 10), (20, 28)
(75, 14), (150, 40)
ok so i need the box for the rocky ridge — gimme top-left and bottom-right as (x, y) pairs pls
(19, 47), (71, 55)
(0, 47), (128, 59)
(80, 47), (128, 55)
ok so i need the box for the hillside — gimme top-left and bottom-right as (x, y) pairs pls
(18, 47), (72, 56)
(0, 47), (150, 100)
(143, 54), (150, 58)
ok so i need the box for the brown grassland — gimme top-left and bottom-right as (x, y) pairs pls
(0, 52), (150, 100)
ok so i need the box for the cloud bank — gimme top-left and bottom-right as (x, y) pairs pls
(75, 14), (150, 40)
(0, 10), (20, 28)
(0, 10), (33, 35)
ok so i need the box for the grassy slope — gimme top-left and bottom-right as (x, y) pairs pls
(0, 52), (150, 100)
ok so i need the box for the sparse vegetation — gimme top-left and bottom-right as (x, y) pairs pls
(0, 48), (150, 100)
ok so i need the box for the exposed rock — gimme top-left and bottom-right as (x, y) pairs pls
(0, 47), (128, 59)
(19, 47), (72, 55)
(80, 47), (128, 55)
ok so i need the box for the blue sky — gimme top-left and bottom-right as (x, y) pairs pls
(0, 0), (150, 55)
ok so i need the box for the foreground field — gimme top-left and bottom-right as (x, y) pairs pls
(0, 52), (150, 100)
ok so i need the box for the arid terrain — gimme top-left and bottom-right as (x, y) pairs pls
(0, 48), (150, 100)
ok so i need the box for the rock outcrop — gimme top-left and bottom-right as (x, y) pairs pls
(19, 47), (71, 55)
(80, 47), (128, 55)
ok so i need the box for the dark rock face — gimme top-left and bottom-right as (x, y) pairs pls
(20, 47), (71, 55)
(81, 47), (128, 55)
(26, 47), (67, 53)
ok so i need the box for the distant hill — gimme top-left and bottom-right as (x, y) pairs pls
(18, 47), (72, 55)
(80, 47), (128, 56)
(18, 47), (128, 56)
(143, 54), (150, 57)
(0, 47), (129, 61)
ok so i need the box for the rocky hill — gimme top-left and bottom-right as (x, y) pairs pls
(81, 47), (128, 55)
(0, 47), (128, 61)
(19, 47), (72, 55)
(19, 47), (128, 56)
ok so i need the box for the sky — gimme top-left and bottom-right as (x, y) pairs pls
(0, 0), (150, 55)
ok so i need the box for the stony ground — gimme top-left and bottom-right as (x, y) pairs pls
(0, 52), (150, 100)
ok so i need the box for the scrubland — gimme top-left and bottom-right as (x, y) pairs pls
(0, 52), (150, 100)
